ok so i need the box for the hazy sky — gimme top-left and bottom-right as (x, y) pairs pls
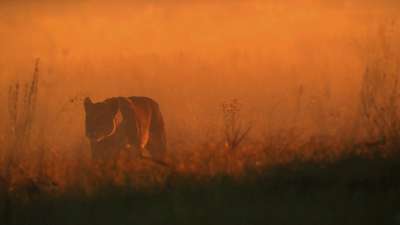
(1, 0), (397, 62)
(0, 0), (399, 144)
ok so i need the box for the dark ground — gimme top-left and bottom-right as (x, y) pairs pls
(1, 153), (400, 225)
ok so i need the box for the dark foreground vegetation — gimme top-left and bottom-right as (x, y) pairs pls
(1, 151), (400, 225)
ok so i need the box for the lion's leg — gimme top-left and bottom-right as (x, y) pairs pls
(124, 116), (151, 158)
(147, 105), (166, 161)
(123, 97), (153, 158)
(135, 107), (152, 158)
(147, 134), (165, 161)
(139, 128), (152, 158)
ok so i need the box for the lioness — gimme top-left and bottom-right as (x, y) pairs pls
(84, 96), (166, 162)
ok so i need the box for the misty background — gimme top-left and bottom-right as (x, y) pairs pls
(0, 0), (399, 155)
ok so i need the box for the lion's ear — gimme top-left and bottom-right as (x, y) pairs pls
(84, 97), (93, 110)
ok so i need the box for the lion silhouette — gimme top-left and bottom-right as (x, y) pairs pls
(84, 96), (166, 162)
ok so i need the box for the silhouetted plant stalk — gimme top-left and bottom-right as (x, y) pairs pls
(222, 99), (252, 151)
(6, 58), (40, 150)
(22, 58), (40, 147)
(3, 58), (41, 224)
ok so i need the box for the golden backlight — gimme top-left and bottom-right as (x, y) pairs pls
(0, 0), (399, 188)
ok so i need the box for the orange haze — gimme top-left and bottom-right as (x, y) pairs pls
(0, 0), (399, 153)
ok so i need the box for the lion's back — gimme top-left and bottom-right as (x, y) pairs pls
(127, 96), (159, 109)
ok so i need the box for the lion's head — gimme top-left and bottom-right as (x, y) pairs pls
(83, 97), (123, 143)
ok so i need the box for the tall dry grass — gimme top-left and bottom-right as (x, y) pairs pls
(359, 21), (400, 152)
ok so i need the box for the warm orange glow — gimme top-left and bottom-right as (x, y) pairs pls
(0, 1), (400, 190)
